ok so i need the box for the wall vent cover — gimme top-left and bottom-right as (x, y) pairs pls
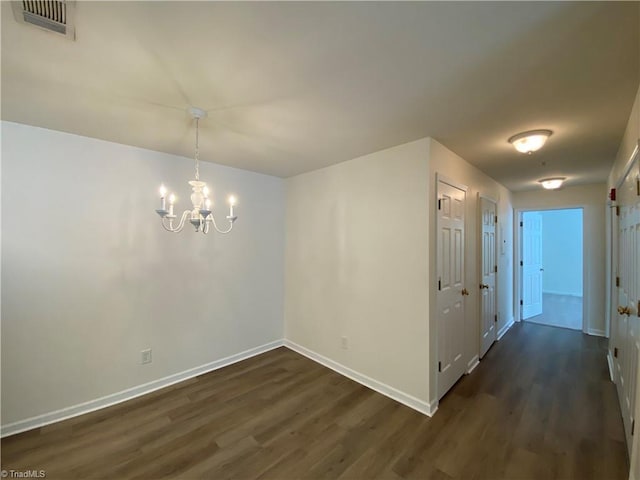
(11, 1), (75, 40)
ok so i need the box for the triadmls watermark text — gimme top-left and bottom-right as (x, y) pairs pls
(1, 470), (46, 478)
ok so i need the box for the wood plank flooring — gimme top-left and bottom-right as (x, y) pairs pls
(1, 322), (629, 479)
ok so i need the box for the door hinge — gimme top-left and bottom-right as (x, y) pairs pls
(520, 260), (523, 266)
(614, 347), (619, 358)
(438, 278), (441, 291)
(616, 205), (620, 216)
(494, 265), (498, 273)
(616, 276), (620, 287)
(520, 299), (523, 306)
(520, 221), (523, 227)
(632, 419), (635, 436)
(637, 178), (640, 196)
(495, 215), (498, 223)
(438, 361), (442, 372)
(438, 199), (442, 210)
(494, 314), (497, 322)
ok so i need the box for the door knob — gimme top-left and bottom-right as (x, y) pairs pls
(618, 306), (631, 316)
(461, 288), (470, 296)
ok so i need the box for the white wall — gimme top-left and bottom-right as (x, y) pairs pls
(609, 85), (640, 188)
(427, 139), (514, 404)
(285, 139), (431, 408)
(540, 209), (583, 296)
(512, 184), (607, 336)
(285, 137), (514, 411)
(1, 121), (285, 427)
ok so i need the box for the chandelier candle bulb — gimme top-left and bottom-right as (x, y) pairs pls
(159, 184), (167, 211)
(168, 193), (176, 216)
(229, 195), (236, 218)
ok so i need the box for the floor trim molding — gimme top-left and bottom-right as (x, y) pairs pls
(497, 317), (515, 341)
(466, 355), (480, 374)
(284, 340), (436, 417)
(543, 290), (583, 298)
(607, 351), (615, 382)
(587, 328), (606, 338)
(1, 340), (284, 438)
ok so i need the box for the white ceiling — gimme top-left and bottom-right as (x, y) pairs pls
(2, 1), (638, 191)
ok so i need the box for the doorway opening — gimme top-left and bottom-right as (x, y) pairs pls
(520, 208), (584, 331)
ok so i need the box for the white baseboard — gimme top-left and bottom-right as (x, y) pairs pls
(466, 355), (480, 374)
(283, 340), (437, 417)
(607, 351), (615, 382)
(543, 290), (583, 298)
(587, 328), (606, 337)
(1, 339), (284, 438)
(497, 317), (515, 340)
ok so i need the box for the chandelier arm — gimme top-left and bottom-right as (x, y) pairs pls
(161, 210), (190, 233)
(161, 218), (176, 232)
(209, 215), (234, 234)
(161, 216), (179, 232)
(175, 210), (190, 232)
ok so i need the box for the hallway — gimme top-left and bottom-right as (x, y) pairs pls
(448, 321), (627, 479)
(0, 322), (629, 479)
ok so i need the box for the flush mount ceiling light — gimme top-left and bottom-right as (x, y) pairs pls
(154, 107), (238, 234)
(508, 129), (552, 154)
(538, 177), (566, 190)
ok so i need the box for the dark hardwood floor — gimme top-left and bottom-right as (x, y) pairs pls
(1, 322), (629, 479)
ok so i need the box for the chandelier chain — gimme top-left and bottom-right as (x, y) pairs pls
(195, 117), (200, 181)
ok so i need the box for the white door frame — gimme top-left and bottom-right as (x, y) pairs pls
(514, 207), (587, 333)
(608, 191), (619, 383)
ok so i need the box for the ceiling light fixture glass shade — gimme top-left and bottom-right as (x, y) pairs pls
(508, 129), (552, 154)
(155, 107), (238, 234)
(538, 177), (566, 190)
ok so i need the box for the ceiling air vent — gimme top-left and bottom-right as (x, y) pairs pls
(11, 1), (75, 40)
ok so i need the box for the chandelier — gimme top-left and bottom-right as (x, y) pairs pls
(155, 107), (237, 234)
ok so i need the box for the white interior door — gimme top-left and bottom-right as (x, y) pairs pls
(437, 179), (466, 399)
(480, 196), (497, 358)
(616, 162), (640, 458)
(522, 212), (543, 320)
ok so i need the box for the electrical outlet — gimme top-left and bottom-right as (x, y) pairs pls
(341, 336), (348, 350)
(141, 348), (152, 365)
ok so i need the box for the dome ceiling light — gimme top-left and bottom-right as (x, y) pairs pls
(508, 129), (553, 154)
(538, 177), (566, 190)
